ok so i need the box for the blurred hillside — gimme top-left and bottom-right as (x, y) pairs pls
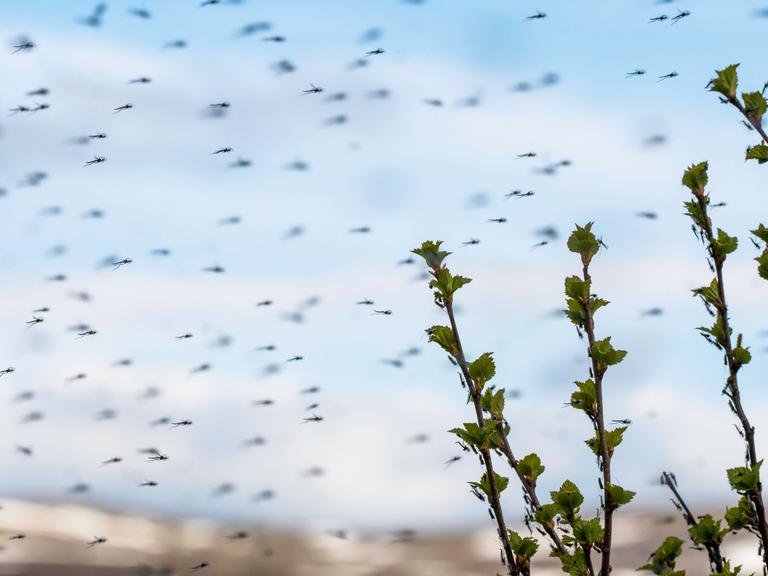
(0, 499), (762, 575)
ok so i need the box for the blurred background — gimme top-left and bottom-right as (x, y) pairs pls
(1, 0), (768, 574)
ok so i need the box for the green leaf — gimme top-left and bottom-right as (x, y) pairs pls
(425, 325), (457, 356)
(469, 352), (496, 391)
(591, 337), (628, 367)
(684, 199), (708, 229)
(682, 161), (709, 195)
(518, 453), (545, 487)
(607, 483), (636, 510)
(585, 426), (627, 457)
(449, 421), (503, 451)
(480, 387), (505, 418)
(688, 514), (727, 546)
(411, 240), (451, 270)
(638, 536), (684, 575)
(567, 222), (600, 263)
(508, 530), (539, 560)
(554, 549), (590, 576)
(710, 561), (744, 576)
(469, 472), (509, 498)
(692, 278), (720, 307)
(746, 143), (768, 164)
(429, 268), (472, 302)
(712, 228), (738, 259)
(533, 502), (558, 528)
(573, 517), (604, 548)
(565, 275), (589, 300)
(551, 480), (583, 522)
(732, 334), (752, 369)
(752, 224), (768, 244)
(570, 379), (598, 416)
(756, 250), (768, 281)
(708, 64), (739, 99)
(727, 461), (762, 494)
(725, 496), (756, 531)
(742, 91), (768, 123)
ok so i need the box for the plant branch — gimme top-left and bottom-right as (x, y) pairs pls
(445, 301), (518, 576)
(661, 471), (726, 573)
(580, 261), (613, 576)
(693, 191), (768, 569)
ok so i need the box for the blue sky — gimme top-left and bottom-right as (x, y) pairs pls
(1, 0), (768, 533)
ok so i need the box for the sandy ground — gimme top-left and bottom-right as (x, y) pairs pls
(0, 499), (760, 575)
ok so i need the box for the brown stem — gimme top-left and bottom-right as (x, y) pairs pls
(445, 301), (518, 576)
(496, 430), (568, 556)
(581, 262), (612, 576)
(694, 194), (768, 569)
(729, 97), (768, 145)
(584, 544), (597, 576)
(661, 471), (726, 573)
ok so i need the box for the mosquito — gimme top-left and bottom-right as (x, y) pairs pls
(26, 316), (44, 326)
(212, 147), (232, 154)
(112, 258), (132, 270)
(303, 414), (324, 423)
(366, 48), (385, 56)
(12, 41), (35, 53)
(113, 104), (133, 112)
(84, 156), (106, 167)
(671, 10), (690, 23)
(77, 330), (98, 338)
(87, 537), (107, 548)
(626, 69), (646, 78)
(303, 84), (323, 94)
(658, 72), (678, 81)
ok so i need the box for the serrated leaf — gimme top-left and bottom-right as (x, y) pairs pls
(756, 251), (768, 281)
(725, 496), (756, 531)
(518, 453), (545, 487)
(727, 461), (762, 494)
(565, 275), (589, 300)
(425, 325), (457, 355)
(570, 379), (598, 416)
(746, 143), (768, 164)
(469, 471), (509, 499)
(591, 337), (628, 367)
(752, 224), (768, 244)
(551, 480), (583, 522)
(508, 530), (539, 560)
(411, 240), (451, 270)
(585, 426), (627, 457)
(688, 514), (727, 546)
(638, 536), (684, 575)
(708, 64), (739, 99)
(469, 352), (495, 390)
(481, 387), (505, 418)
(742, 91), (767, 123)
(567, 222), (600, 263)
(573, 517), (604, 548)
(682, 161), (709, 194)
(607, 483), (636, 510)
(712, 228), (738, 259)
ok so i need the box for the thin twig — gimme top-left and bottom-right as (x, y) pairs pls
(445, 302), (518, 576)
(580, 261), (613, 576)
(693, 192), (768, 569)
(661, 471), (726, 572)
